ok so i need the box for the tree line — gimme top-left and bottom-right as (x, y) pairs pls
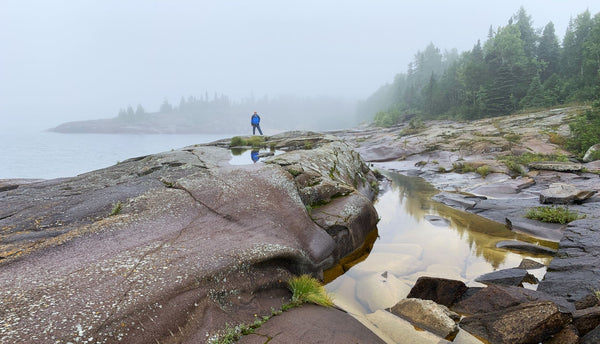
(115, 92), (359, 133)
(361, 7), (600, 126)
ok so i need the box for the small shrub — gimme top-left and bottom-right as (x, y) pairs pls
(476, 165), (491, 178)
(438, 166), (447, 173)
(304, 140), (313, 149)
(525, 205), (584, 224)
(246, 136), (265, 148)
(230, 136), (246, 147)
(288, 275), (333, 307)
(110, 201), (122, 216)
(547, 132), (567, 146)
(452, 162), (476, 173)
(504, 132), (522, 143)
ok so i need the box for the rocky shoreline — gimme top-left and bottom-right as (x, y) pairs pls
(0, 132), (380, 343)
(331, 106), (600, 343)
(2, 107), (600, 343)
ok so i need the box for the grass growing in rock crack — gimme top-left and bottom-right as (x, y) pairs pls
(109, 201), (122, 216)
(288, 274), (334, 307)
(208, 275), (332, 344)
(525, 205), (584, 224)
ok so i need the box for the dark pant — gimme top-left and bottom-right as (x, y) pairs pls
(252, 124), (263, 135)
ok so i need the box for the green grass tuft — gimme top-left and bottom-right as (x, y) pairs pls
(288, 274), (334, 307)
(109, 201), (122, 216)
(525, 205), (584, 224)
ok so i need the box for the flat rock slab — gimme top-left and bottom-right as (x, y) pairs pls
(528, 161), (583, 172)
(0, 133), (380, 344)
(540, 182), (597, 204)
(496, 240), (557, 255)
(475, 268), (534, 287)
(238, 304), (386, 344)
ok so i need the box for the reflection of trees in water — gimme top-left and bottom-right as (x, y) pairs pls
(381, 171), (554, 269)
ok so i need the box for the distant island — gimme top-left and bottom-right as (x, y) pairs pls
(49, 94), (360, 134)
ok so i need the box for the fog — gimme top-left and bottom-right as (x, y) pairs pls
(2, 0), (600, 131)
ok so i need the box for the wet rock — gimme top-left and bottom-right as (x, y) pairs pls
(465, 176), (536, 199)
(539, 182), (597, 204)
(528, 161), (583, 172)
(365, 309), (446, 344)
(432, 192), (477, 210)
(583, 143), (600, 162)
(576, 294), (600, 310)
(538, 219), (600, 303)
(495, 240), (557, 255)
(459, 301), (570, 344)
(390, 298), (459, 339)
(475, 268), (535, 287)
(452, 284), (574, 315)
(544, 324), (580, 344)
(517, 258), (546, 270)
(582, 324), (600, 344)
(573, 306), (600, 336)
(310, 191), (379, 261)
(406, 276), (468, 307)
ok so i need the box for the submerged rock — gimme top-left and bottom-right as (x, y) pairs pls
(475, 268), (536, 287)
(496, 240), (557, 255)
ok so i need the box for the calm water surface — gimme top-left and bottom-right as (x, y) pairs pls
(325, 170), (556, 343)
(1, 129), (236, 179)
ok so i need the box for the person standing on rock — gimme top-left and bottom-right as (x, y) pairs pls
(251, 111), (263, 135)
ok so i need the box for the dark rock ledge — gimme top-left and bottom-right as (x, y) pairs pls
(0, 131), (380, 344)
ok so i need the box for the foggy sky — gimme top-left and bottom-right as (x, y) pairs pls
(2, 0), (600, 130)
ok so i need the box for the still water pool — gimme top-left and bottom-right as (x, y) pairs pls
(325, 170), (556, 343)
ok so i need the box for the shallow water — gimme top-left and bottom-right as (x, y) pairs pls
(325, 170), (556, 343)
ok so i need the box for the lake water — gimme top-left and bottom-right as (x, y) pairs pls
(1, 129), (237, 179)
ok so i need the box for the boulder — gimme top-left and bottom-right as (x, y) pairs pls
(573, 306), (600, 336)
(576, 294), (600, 310)
(517, 258), (546, 270)
(544, 324), (580, 344)
(405, 276), (468, 307)
(459, 301), (570, 344)
(582, 324), (600, 344)
(452, 284), (574, 315)
(390, 298), (459, 339)
(539, 182), (597, 204)
(583, 143), (600, 162)
(475, 268), (535, 287)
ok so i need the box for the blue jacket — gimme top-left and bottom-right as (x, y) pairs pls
(251, 114), (260, 125)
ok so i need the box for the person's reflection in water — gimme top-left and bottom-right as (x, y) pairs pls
(251, 150), (259, 163)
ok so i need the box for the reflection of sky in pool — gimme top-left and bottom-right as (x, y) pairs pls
(325, 170), (555, 343)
